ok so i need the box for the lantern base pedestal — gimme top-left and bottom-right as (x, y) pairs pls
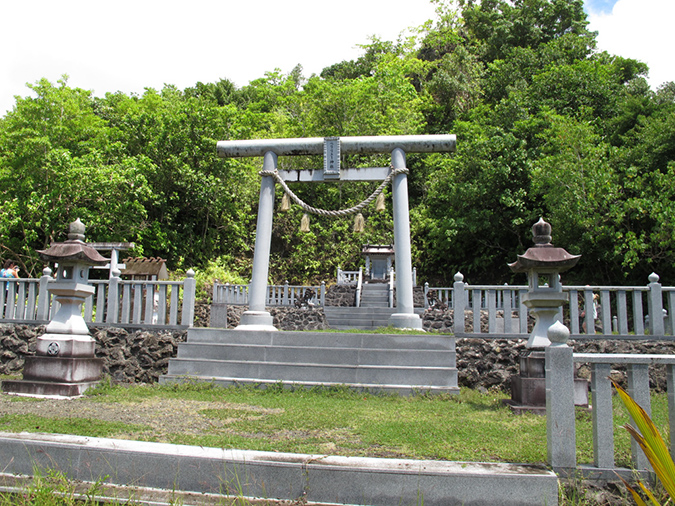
(2, 379), (102, 398)
(504, 349), (588, 415)
(36, 334), (97, 357)
(2, 356), (103, 399)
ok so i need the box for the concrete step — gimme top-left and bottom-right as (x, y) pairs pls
(322, 307), (396, 330)
(165, 359), (456, 388)
(360, 299), (390, 308)
(360, 284), (391, 307)
(362, 283), (389, 290)
(183, 328), (451, 350)
(324, 307), (399, 316)
(163, 329), (458, 395)
(176, 343), (455, 367)
(360, 292), (389, 299)
(323, 307), (425, 330)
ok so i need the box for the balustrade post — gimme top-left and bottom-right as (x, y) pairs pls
(627, 363), (651, 470)
(545, 321), (576, 471)
(36, 267), (53, 321)
(106, 269), (121, 324)
(668, 364), (675, 464)
(453, 273), (466, 334)
(647, 272), (665, 335)
(590, 363), (614, 468)
(181, 269), (196, 327)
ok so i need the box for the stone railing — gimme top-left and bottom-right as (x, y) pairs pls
(213, 281), (326, 308)
(388, 268), (395, 308)
(337, 268), (360, 286)
(545, 322), (675, 477)
(425, 272), (674, 339)
(0, 275), (52, 321)
(0, 268), (196, 328)
(355, 269), (363, 308)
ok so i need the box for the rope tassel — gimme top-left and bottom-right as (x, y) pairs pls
(353, 213), (365, 233)
(300, 213), (310, 232)
(280, 193), (290, 212)
(375, 192), (386, 212)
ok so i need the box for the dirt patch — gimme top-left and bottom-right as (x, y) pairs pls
(0, 395), (284, 441)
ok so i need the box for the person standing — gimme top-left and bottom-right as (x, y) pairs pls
(0, 260), (19, 279)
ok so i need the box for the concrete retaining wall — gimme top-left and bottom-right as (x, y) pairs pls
(0, 432), (559, 506)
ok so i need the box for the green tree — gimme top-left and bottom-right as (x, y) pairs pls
(95, 86), (259, 269)
(0, 77), (150, 275)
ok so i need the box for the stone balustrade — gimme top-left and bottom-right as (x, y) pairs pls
(213, 281), (326, 307)
(425, 272), (675, 339)
(546, 324), (675, 479)
(0, 268), (196, 328)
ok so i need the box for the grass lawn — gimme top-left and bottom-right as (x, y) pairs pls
(0, 378), (669, 469)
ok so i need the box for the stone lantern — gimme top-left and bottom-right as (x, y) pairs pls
(506, 218), (581, 413)
(508, 218), (580, 348)
(2, 219), (109, 397)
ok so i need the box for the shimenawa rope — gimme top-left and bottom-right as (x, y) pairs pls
(259, 167), (408, 217)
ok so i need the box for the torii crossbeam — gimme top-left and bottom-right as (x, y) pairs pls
(216, 134), (456, 331)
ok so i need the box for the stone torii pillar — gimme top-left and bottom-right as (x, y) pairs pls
(217, 134), (456, 331)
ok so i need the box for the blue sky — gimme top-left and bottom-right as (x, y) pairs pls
(585, 0), (619, 15)
(0, 0), (672, 115)
(586, 0), (674, 89)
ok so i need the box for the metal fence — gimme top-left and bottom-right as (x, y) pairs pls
(0, 268), (196, 328)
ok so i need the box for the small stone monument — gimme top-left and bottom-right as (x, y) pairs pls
(2, 219), (109, 397)
(505, 218), (581, 413)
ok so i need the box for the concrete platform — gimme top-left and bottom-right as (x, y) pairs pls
(163, 329), (459, 395)
(0, 432), (559, 505)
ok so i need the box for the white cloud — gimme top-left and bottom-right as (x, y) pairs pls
(587, 0), (675, 89)
(2, 0), (673, 116)
(0, 0), (437, 115)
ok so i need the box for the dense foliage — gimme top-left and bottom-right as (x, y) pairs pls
(1, 0), (673, 286)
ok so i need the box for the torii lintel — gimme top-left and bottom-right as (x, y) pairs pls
(216, 134), (456, 182)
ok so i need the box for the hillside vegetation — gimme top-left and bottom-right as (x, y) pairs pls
(1, 0), (674, 287)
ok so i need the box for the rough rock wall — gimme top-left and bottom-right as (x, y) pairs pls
(225, 306), (329, 331)
(325, 285), (357, 307)
(0, 324), (187, 384)
(2, 322), (674, 392)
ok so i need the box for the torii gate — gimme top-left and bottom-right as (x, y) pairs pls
(216, 134), (456, 331)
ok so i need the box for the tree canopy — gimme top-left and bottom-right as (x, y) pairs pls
(1, 0), (673, 286)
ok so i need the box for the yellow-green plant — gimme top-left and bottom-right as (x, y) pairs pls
(612, 379), (675, 505)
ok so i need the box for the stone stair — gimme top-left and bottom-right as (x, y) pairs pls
(322, 306), (399, 330)
(323, 283), (424, 330)
(359, 282), (390, 307)
(161, 329), (458, 395)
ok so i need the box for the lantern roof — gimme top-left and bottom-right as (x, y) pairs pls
(37, 219), (109, 265)
(508, 218), (580, 273)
